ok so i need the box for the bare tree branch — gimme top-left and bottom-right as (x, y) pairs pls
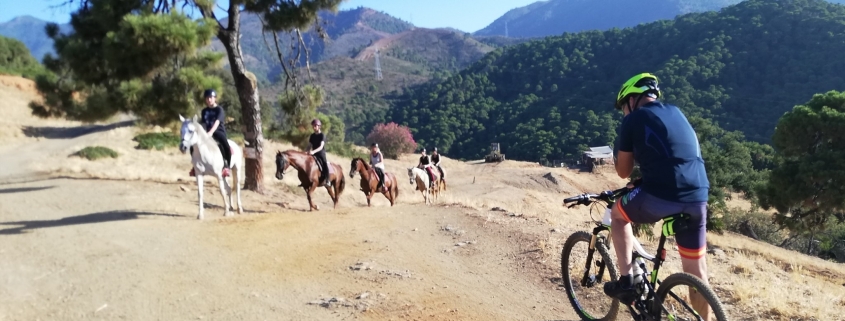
(295, 29), (314, 82)
(269, 30), (291, 89)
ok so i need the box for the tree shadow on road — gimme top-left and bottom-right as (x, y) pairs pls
(0, 210), (181, 235)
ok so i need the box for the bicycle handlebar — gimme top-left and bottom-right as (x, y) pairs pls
(563, 186), (630, 208)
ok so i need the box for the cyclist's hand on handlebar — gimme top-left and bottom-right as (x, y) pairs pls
(626, 177), (643, 189)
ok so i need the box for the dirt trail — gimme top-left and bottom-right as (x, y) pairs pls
(2, 75), (843, 320)
(0, 76), (583, 320)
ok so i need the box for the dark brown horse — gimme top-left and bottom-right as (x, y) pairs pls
(349, 157), (398, 207)
(275, 150), (345, 211)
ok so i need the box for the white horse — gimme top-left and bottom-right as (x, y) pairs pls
(179, 114), (243, 219)
(408, 167), (433, 205)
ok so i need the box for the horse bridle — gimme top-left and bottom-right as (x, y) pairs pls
(276, 153), (292, 177)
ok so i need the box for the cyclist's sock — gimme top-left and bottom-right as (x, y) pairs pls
(618, 274), (634, 288)
(605, 274), (638, 303)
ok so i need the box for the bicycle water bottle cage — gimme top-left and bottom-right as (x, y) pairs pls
(661, 213), (691, 237)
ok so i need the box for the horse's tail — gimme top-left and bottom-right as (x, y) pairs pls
(337, 168), (346, 198)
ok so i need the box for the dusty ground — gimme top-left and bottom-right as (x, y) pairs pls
(0, 75), (842, 320)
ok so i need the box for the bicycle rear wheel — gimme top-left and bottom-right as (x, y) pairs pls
(561, 231), (620, 321)
(654, 272), (728, 321)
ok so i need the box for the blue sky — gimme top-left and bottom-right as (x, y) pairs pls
(1, 0), (538, 33)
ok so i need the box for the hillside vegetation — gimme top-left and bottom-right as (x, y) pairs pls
(0, 35), (47, 79)
(390, 0), (845, 162)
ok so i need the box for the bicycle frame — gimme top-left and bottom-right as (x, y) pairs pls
(585, 201), (693, 319)
(566, 187), (718, 321)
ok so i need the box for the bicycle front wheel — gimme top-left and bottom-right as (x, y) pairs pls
(654, 272), (729, 321)
(561, 231), (620, 321)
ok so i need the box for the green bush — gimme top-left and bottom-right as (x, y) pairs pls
(722, 208), (785, 245)
(133, 132), (180, 150)
(73, 146), (119, 160)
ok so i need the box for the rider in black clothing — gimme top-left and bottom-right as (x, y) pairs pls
(190, 89), (232, 177)
(309, 119), (331, 187)
(431, 147), (444, 184)
(416, 148), (435, 188)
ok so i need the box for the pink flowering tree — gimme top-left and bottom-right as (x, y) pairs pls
(366, 122), (417, 159)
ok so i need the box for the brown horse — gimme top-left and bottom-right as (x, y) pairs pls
(275, 150), (345, 211)
(349, 157), (399, 207)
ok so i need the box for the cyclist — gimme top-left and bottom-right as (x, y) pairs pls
(606, 73), (711, 319)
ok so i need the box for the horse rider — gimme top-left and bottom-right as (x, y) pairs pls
(431, 147), (445, 185)
(190, 89), (232, 177)
(370, 143), (388, 193)
(416, 148), (436, 188)
(309, 118), (331, 187)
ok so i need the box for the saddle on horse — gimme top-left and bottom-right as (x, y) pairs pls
(313, 155), (333, 187)
(424, 166), (437, 188)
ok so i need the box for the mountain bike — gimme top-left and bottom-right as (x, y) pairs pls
(560, 186), (728, 321)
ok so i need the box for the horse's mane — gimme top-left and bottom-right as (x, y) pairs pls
(190, 119), (219, 149)
(353, 157), (371, 171)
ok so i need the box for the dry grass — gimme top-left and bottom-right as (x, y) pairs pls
(704, 233), (845, 319)
(2, 75), (843, 321)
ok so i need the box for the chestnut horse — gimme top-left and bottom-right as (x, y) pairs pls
(275, 150), (345, 211)
(349, 157), (399, 207)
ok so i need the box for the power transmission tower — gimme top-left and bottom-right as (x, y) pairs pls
(505, 20), (509, 37)
(374, 48), (383, 81)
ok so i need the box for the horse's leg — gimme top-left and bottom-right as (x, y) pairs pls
(387, 181), (395, 206)
(305, 185), (318, 211)
(218, 175), (231, 217)
(234, 166), (243, 214)
(226, 172), (234, 210)
(196, 174), (204, 220)
(326, 181), (338, 209)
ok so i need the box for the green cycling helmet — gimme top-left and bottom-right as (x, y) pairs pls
(615, 73), (661, 110)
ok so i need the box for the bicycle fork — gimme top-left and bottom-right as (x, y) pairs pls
(581, 227), (611, 287)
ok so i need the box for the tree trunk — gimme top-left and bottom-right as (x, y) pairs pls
(806, 232), (815, 255)
(217, 7), (264, 194)
(739, 220), (759, 240)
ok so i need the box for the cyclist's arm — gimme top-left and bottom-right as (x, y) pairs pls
(616, 151), (634, 178)
(615, 114), (635, 179)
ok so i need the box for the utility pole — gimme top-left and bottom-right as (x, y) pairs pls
(374, 47), (383, 81)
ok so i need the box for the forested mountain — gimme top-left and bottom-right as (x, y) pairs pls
(388, 0), (845, 163)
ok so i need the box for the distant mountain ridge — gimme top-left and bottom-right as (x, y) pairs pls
(473, 0), (845, 38)
(0, 15), (72, 61)
(473, 0), (744, 38)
